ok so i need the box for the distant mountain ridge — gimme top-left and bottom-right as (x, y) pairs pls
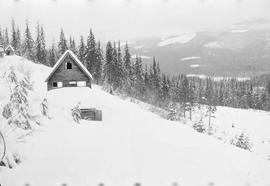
(128, 18), (270, 77)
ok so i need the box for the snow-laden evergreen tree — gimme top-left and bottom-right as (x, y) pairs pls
(49, 42), (57, 67)
(111, 41), (124, 89)
(4, 27), (9, 48)
(78, 35), (86, 64)
(39, 25), (47, 65)
(69, 36), (77, 55)
(11, 18), (19, 52)
(231, 131), (252, 151)
(103, 41), (114, 86)
(2, 67), (33, 130)
(15, 28), (22, 56)
(58, 28), (68, 55)
(133, 56), (145, 98)
(71, 104), (81, 124)
(95, 41), (103, 84)
(41, 98), (48, 117)
(193, 118), (206, 133)
(0, 27), (3, 47)
(122, 42), (133, 95)
(179, 76), (189, 118)
(35, 22), (42, 63)
(85, 29), (97, 75)
(123, 42), (132, 77)
(22, 20), (35, 61)
(158, 74), (170, 107)
(205, 78), (217, 135)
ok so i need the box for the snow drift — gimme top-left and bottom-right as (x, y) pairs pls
(0, 55), (270, 186)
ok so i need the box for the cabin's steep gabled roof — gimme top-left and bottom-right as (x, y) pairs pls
(45, 50), (93, 82)
(5, 45), (15, 52)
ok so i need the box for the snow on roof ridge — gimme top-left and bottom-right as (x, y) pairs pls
(5, 44), (15, 51)
(45, 50), (93, 82)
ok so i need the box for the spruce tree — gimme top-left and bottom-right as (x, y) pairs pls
(40, 25), (47, 65)
(123, 42), (132, 78)
(69, 36), (77, 54)
(85, 29), (97, 75)
(103, 41), (114, 86)
(95, 41), (103, 84)
(35, 22), (41, 62)
(22, 20), (35, 61)
(11, 18), (18, 51)
(16, 28), (21, 55)
(78, 35), (86, 64)
(58, 28), (68, 55)
(205, 78), (216, 135)
(49, 42), (57, 67)
(4, 27), (9, 48)
(0, 27), (3, 47)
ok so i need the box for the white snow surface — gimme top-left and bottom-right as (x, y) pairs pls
(190, 64), (200, 68)
(131, 55), (151, 59)
(186, 74), (208, 79)
(0, 56), (270, 186)
(230, 29), (249, 33)
(203, 41), (222, 49)
(181, 56), (201, 61)
(158, 33), (196, 47)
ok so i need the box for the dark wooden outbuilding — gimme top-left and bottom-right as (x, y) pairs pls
(80, 108), (102, 121)
(45, 50), (93, 91)
(5, 45), (15, 56)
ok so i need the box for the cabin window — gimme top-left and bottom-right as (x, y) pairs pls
(69, 81), (76, 85)
(77, 81), (86, 87)
(53, 82), (63, 87)
(66, 62), (72, 69)
(53, 82), (57, 87)
(57, 82), (63, 87)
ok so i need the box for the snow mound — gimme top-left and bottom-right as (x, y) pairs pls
(158, 33), (196, 47)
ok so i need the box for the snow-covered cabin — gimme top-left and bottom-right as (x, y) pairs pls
(45, 50), (93, 91)
(0, 45), (4, 57)
(5, 45), (15, 56)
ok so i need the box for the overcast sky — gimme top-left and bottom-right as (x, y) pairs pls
(0, 0), (269, 43)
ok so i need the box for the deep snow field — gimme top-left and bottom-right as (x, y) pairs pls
(0, 56), (270, 186)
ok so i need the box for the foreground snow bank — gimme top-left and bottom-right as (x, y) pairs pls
(0, 56), (270, 186)
(1, 86), (270, 186)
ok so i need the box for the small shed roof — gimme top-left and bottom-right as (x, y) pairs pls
(5, 45), (15, 52)
(45, 50), (93, 82)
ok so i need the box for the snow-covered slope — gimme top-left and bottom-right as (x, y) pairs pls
(158, 33), (196, 47)
(0, 56), (270, 186)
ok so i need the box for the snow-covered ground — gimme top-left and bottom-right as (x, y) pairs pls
(186, 74), (208, 79)
(131, 55), (151, 59)
(0, 56), (270, 186)
(230, 29), (249, 33)
(181, 56), (201, 61)
(190, 64), (200, 68)
(203, 41), (222, 49)
(158, 33), (196, 47)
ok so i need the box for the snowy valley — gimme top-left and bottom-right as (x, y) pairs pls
(0, 56), (270, 186)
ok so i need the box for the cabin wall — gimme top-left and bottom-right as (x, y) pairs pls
(47, 54), (91, 90)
